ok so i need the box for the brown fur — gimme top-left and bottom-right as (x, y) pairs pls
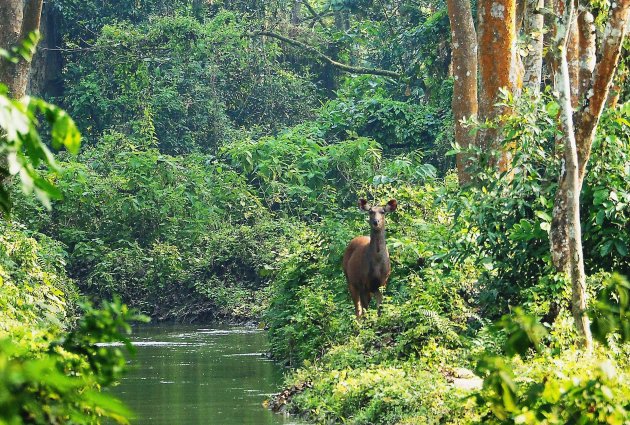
(343, 199), (396, 318)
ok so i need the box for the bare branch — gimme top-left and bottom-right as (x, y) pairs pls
(250, 31), (401, 79)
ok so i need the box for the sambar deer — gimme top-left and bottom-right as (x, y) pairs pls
(343, 198), (397, 318)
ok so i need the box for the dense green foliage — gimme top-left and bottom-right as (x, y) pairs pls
(1, 0), (628, 423)
(453, 95), (630, 316)
(0, 221), (147, 424)
(61, 12), (318, 153)
(14, 132), (287, 320)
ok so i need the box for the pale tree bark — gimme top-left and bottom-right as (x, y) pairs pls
(522, 0), (545, 93)
(549, 0), (629, 349)
(0, 0), (44, 98)
(447, 0), (478, 184)
(0, 0), (24, 95)
(574, 0), (630, 183)
(551, 0), (593, 351)
(477, 0), (521, 172)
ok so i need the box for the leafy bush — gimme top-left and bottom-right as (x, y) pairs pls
(0, 298), (147, 425)
(472, 282), (630, 425)
(14, 133), (291, 320)
(288, 363), (458, 425)
(266, 173), (475, 367)
(0, 45), (81, 213)
(0, 220), (146, 424)
(318, 77), (453, 170)
(61, 12), (318, 153)
(451, 93), (630, 317)
(0, 221), (77, 333)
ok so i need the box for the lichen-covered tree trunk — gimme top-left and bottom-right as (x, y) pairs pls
(549, 0), (628, 348)
(0, 0), (43, 98)
(522, 0), (544, 93)
(551, 0), (593, 350)
(576, 10), (596, 103)
(0, 0), (24, 96)
(447, 0), (478, 184)
(477, 0), (520, 171)
(574, 0), (630, 183)
(566, 16), (581, 107)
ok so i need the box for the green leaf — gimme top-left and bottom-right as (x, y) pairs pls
(593, 189), (609, 206)
(600, 240), (614, 257)
(595, 209), (605, 226)
(545, 101), (559, 116)
(534, 210), (552, 222)
(614, 240), (628, 257)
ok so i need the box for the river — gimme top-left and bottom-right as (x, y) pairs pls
(111, 324), (301, 425)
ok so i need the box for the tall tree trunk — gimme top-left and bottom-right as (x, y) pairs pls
(552, 0), (593, 351)
(574, 0), (630, 183)
(477, 0), (520, 172)
(28, 1), (63, 97)
(522, 0), (544, 93)
(0, 0), (43, 98)
(549, 0), (628, 348)
(0, 0), (24, 96)
(447, 0), (478, 184)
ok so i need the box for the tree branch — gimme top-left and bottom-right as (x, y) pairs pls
(250, 31), (401, 79)
(300, 0), (327, 28)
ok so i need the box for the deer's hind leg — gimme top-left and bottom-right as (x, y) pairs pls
(360, 292), (371, 312)
(349, 286), (364, 318)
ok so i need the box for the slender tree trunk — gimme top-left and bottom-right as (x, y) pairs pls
(28, 1), (63, 97)
(522, 0), (544, 93)
(549, 0), (628, 348)
(447, 0), (478, 184)
(566, 16), (580, 107)
(552, 0), (593, 351)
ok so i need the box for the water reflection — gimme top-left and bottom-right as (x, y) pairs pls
(111, 324), (300, 425)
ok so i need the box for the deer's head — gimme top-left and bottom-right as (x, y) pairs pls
(358, 199), (397, 231)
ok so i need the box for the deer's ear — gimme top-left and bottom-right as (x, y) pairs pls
(358, 199), (370, 211)
(384, 199), (397, 212)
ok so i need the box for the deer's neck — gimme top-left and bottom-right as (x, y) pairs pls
(369, 227), (388, 258)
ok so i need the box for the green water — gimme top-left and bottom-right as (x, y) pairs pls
(112, 324), (300, 425)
